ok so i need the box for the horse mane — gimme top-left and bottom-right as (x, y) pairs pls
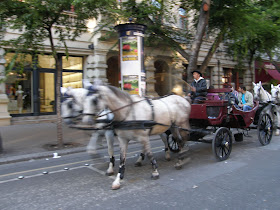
(260, 85), (271, 101)
(106, 85), (131, 101)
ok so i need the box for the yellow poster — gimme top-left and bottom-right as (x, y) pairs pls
(123, 75), (139, 95)
(122, 37), (138, 61)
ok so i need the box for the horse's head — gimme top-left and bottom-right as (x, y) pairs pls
(271, 84), (280, 103)
(61, 87), (88, 124)
(252, 81), (262, 101)
(82, 80), (107, 125)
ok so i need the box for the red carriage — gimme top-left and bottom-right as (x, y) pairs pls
(167, 88), (273, 161)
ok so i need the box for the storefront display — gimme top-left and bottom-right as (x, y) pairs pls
(4, 53), (83, 116)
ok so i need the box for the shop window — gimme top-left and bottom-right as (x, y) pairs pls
(5, 53), (32, 69)
(62, 72), (82, 88)
(38, 55), (56, 69)
(63, 56), (83, 70)
(6, 70), (32, 114)
(223, 68), (232, 87)
(40, 72), (55, 113)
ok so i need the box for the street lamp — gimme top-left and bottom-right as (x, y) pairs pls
(216, 48), (223, 88)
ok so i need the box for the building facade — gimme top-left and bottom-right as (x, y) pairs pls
(0, 9), (255, 125)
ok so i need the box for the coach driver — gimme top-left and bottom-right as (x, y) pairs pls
(188, 70), (208, 104)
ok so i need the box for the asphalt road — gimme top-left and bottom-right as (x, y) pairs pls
(0, 131), (280, 210)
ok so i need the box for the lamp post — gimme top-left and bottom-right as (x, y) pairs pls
(216, 48), (222, 88)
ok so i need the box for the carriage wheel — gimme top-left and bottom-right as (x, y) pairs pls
(212, 127), (232, 161)
(258, 113), (273, 146)
(167, 135), (180, 153)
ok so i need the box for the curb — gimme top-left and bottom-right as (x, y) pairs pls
(0, 136), (162, 165)
(0, 146), (86, 165)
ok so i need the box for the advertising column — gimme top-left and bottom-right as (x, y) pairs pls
(115, 23), (146, 97)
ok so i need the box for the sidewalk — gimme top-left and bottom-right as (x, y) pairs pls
(0, 122), (95, 164)
(0, 122), (162, 165)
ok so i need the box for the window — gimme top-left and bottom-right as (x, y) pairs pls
(179, 8), (188, 30)
(62, 56), (83, 89)
(38, 55), (55, 69)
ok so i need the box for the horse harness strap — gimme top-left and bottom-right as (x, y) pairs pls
(145, 97), (155, 135)
(96, 98), (147, 118)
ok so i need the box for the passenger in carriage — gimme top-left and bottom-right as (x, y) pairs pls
(238, 86), (254, 111)
(188, 70), (208, 104)
(224, 85), (239, 106)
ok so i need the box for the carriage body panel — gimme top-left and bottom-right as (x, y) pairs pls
(190, 88), (259, 129)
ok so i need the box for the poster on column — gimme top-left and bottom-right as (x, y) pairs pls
(123, 75), (139, 95)
(122, 36), (138, 61)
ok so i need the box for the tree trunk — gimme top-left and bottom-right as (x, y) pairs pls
(186, 0), (210, 81)
(48, 28), (63, 148)
(200, 29), (224, 74)
(55, 57), (63, 148)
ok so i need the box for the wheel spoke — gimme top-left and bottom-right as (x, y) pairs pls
(213, 128), (232, 161)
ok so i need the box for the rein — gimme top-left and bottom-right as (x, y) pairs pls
(94, 98), (147, 118)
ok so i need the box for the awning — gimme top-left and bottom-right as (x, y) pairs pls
(267, 70), (280, 82)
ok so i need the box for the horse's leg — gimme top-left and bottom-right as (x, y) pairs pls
(275, 107), (280, 136)
(135, 130), (172, 166)
(172, 124), (191, 170)
(112, 137), (128, 190)
(105, 130), (115, 176)
(86, 131), (100, 155)
(159, 132), (171, 161)
(139, 135), (159, 179)
(134, 150), (145, 167)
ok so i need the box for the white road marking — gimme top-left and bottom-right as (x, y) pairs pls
(0, 147), (165, 184)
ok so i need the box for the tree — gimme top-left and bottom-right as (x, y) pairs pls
(0, 0), (113, 147)
(92, 0), (258, 77)
(226, 0), (280, 72)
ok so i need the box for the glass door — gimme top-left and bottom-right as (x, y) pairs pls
(39, 72), (55, 113)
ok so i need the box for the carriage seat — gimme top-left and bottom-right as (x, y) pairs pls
(207, 93), (220, 100)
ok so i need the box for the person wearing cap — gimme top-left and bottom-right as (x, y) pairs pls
(188, 70), (207, 104)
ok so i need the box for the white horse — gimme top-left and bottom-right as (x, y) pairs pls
(61, 87), (173, 176)
(82, 83), (191, 190)
(61, 87), (116, 175)
(252, 81), (272, 102)
(270, 84), (280, 135)
(252, 81), (273, 123)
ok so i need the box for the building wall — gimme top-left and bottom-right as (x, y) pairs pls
(0, 10), (255, 122)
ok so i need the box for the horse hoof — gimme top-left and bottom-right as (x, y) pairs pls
(111, 184), (120, 190)
(87, 148), (97, 154)
(174, 164), (182, 170)
(151, 174), (159, 180)
(165, 157), (171, 161)
(106, 171), (114, 176)
(134, 162), (142, 167)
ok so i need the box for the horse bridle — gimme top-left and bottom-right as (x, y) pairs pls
(86, 91), (146, 121)
(255, 85), (271, 101)
(61, 94), (83, 119)
(272, 86), (280, 104)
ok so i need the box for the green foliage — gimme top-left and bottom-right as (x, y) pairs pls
(225, 0), (280, 66)
(0, 0), (107, 63)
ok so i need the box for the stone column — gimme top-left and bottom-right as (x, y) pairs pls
(244, 68), (252, 91)
(171, 59), (185, 87)
(85, 48), (108, 84)
(0, 48), (11, 126)
(212, 65), (222, 89)
(145, 56), (158, 97)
